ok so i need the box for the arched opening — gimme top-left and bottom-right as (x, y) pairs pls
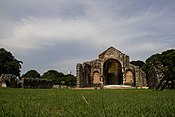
(103, 59), (122, 85)
(83, 64), (91, 87)
(5, 80), (11, 87)
(125, 70), (134, 86)
(93, 71), (101, 84)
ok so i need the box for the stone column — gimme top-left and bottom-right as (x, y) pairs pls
(76, 64), (82, 87)
(135, 66), (140, 87)
(122, 67), (125, 85)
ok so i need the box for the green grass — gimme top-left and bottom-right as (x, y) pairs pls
(0, 88), (175, 117)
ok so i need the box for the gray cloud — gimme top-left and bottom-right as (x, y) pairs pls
(0, 0), (175, 75)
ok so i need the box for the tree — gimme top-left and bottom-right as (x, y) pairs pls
(41, 70), (64, 84)
(142, 53), (161, 74)
(161, 49), (175, 73)
(42, 70), (76, 86)
(145, 53), (161, 64)
(142, 50), (175, 75)
(0, 48), (23, 77)
(130, 60), (145, 68)
(64, 74), (76, 86)
(142, 49), (175, 88)
(22, 70), (40, 78)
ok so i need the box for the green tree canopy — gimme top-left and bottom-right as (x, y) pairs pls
(22, 70), (40, 78)
(161, 49), (175, 74)
(142, 49), (175, 77)
(41, 70), (64, 84)
(0, 48), (23, 77)
(130, 60), (145, 68)
(42, 70), (76, 86)
(145, 53), (161, 64)
(142, 53), (161, 74)
(64, 74), (76, 86)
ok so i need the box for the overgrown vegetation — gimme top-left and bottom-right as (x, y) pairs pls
(131, 49), (175, 88)
(142, 49), (175, 76)
(0, 88), (175, 117)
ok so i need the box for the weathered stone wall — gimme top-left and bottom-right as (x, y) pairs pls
(82, 63), (91, 87)
(0, 74), (17, 88)
(76, 63), (83, 87)
(125, 70), (134, 85)
(128, 64), (147, 87)
(19, 78), (53, 88)
(148, 63), (164, 89)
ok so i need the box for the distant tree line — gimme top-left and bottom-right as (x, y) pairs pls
(22, 69), (76, 86)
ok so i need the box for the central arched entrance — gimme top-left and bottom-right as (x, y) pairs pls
(103, 59), (122, 85)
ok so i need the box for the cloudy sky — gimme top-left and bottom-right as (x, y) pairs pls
(0, 0), (175, 75)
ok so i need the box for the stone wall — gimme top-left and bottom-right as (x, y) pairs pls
(128, 65), (147, 87)
(148, 63), (164, 88)
(0, 74), (18, 88)
(19, 78), (53, 88)
(76, 63), (83, 87)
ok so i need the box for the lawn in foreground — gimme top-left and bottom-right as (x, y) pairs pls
(0, 88), (175, 117)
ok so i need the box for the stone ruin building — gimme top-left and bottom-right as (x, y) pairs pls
(0, 74), (53, 88)
(76, 46), (147, 88)
(148, 61), (175, 90)
(148, 61), (164, 89)
(0, 74), (18, 88)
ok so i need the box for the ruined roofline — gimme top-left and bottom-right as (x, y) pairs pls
(98, 46), (128, 58)
(83, 59), (100, 65)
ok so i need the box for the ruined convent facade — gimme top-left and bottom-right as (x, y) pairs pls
(76, 47), (147, 87)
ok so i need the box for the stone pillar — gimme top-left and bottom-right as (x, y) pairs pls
(142, 71), (147, 87)
(76, 63), (82, 87)
(134, 66), (140, 87)
(122, 67), (125, 85)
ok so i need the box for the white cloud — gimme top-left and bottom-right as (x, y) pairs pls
(0, 17), (100, 49)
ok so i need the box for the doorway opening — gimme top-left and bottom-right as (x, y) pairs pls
(103, 59), (122, 85)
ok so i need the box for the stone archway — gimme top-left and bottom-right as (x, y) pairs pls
(93, 71), (101, 84)
(125, 70), (134, 86)
(103, 59), (122, 85)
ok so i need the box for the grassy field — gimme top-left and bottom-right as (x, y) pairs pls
(0, 88), (175, 117)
